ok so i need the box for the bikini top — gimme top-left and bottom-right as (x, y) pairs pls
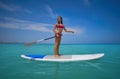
(56, 24), (64, 28)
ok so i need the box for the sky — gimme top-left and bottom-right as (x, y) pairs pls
(0, 0), (120, 44)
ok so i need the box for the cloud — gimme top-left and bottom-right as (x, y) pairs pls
(23, 9), (32, 14)
(83, 0), (91, 6)
(0, 1), (15, 11)
(0, 1), (32, 14)
(0, 22), (19, 29)
(0, 17), (53, 32)
(63, 27), (85, 35)
(44, 5), (58, 19)
(0, 16), (84, 34)
(44, 5), (83, 33)
(4, 17), (32, 23)
(24, 25), (52, 32)
(68, 27), (84, 34)
(0, 17), (84, 34)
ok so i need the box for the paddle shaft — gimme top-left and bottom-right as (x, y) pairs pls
(44, 36), (56, 40)
(25, 36), (56, 46)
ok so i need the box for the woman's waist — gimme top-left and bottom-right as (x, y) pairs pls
(55, 32), (63, 37)
(56, 32), (62, 34)
(56, 32), (62, 35)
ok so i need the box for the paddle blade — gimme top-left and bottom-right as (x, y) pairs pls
(25, 41), (36, 46)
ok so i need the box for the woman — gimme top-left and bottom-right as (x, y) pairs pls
(53, 16), (74, 57)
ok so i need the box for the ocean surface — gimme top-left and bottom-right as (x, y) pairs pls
(0, 44), (120, 79)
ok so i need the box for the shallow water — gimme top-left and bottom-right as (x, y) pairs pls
(0, 44), (120, 79)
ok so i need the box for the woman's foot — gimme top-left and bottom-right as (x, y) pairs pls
(55, 55), (60, 58)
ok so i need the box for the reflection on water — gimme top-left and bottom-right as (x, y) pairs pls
(54, 62), (59, 79)
(0, 44), (120, 79)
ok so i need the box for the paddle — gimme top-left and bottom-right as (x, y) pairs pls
(25, 36), (56, 46)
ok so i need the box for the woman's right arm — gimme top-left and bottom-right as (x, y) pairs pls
(53, 24), (57, 33)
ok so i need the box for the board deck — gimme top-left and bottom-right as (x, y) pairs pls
(21, 53), (104, 62)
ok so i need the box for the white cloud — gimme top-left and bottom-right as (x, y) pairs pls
(63, 27), (85, 35)
(4, 17), (31, 23)
(44, 5), (83, 34)
(44, 5), (58, 19)
(0, 1), (15, 11)
(24, 25), (52, 32)
(83, 0), (91, 6)
(0, 1), (32, 14)
(24, 9), (32, 14)
(68, 27), (84, 34)
(0, 17), (53, 32)
(0, 17), (84, 34)
(0, 22), (19, 29)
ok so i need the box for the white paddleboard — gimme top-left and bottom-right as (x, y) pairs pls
(21, 53), (104, 62)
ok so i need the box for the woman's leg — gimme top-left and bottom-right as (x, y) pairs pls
(54, 37), (61, 57)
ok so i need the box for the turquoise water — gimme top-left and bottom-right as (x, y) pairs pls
(0, 44), (120, 79)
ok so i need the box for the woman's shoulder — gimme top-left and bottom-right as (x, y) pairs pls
(54, 24), (58, 26)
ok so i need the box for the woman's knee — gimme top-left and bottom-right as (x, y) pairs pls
(55, 44), (59, 48)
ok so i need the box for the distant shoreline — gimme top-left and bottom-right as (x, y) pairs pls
(0, 42), (120, 45)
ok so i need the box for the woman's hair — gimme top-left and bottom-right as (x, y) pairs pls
(58, 16), (63, 24)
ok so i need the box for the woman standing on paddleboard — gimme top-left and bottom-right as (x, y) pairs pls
(53, 16), (74, 57)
